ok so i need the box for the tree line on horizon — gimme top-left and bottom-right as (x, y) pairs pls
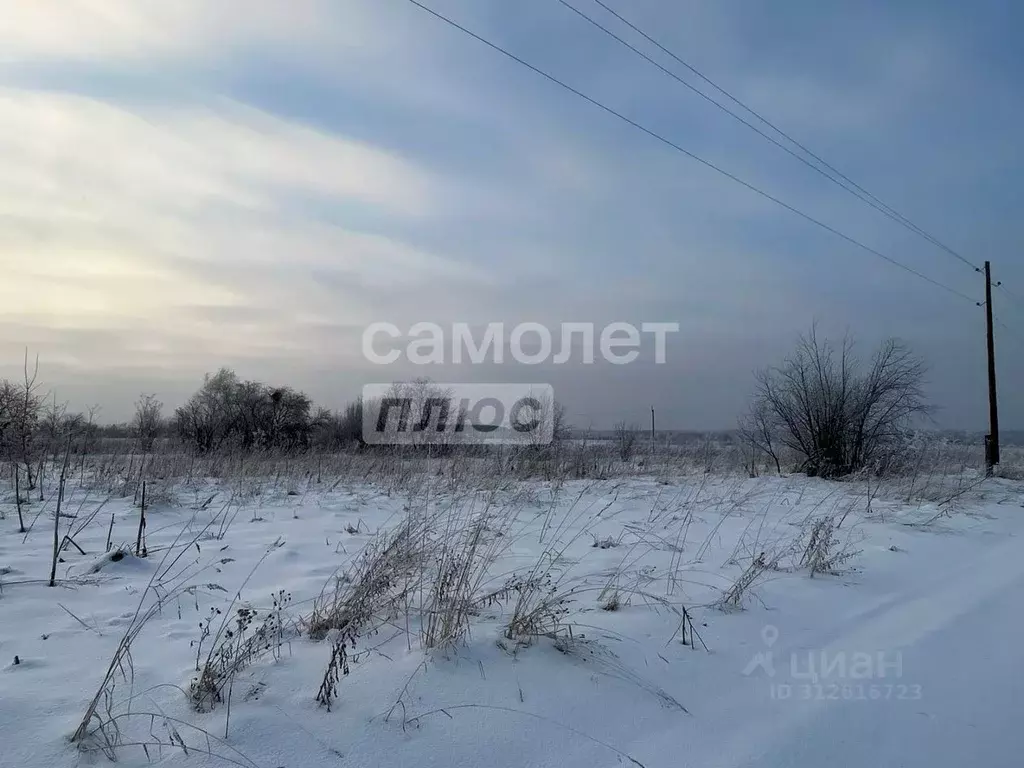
(0, 326), (934, 484)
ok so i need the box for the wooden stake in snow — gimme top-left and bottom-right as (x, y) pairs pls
(49, 487), (61, 586)
(15, 463), (25, 534)
(135, 480), (147, 557)
(105, 513), (115, 553)
(650, 406), (656, 458)
(49, 441), (73, 587)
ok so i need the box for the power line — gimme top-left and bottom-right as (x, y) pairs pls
(997, 283), (1024, 310)
(568, 0), (981, 274)
(401, 0), (979, 304)
(993, 285), (1024, 332)
(995, 317), (1024, 348)
(553, 1), (894, 238)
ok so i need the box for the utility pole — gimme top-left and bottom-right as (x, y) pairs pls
(983, 260), (1000, 475)
(650, 406), (655, 457)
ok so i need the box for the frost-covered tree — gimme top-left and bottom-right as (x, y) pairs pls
(746, 327), (930, 478)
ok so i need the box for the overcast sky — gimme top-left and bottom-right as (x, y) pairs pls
(0, 0), (1021, 430)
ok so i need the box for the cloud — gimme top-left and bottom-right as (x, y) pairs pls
(0, 1), (1020, 429)
(0, 88), (443, 218)
(0, 1), (370, 62)
(0, 82), (514, 393)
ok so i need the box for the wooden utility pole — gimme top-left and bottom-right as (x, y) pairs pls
(650, 406), (655, 457)
(983, 260), (1000, 475)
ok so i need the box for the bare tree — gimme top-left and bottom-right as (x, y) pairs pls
(373, 378), (457, 450)
(232, 379), (266, 450)
(39, 394), (69, 464)
(78, 405), (101, 484)
(133, 394), (163, 452)
(174, 370), (314, 453)
(337, 399), (368, 447)
(174, 369), (240, 453)
(613, 421), (639, 462)
(514, 392), (566, 450)
(504, 394), (571, 479)
(9, 351), (44, 489)
(538, 396), (569, 446)
(748, 327), (930, 478)
(311, 400), (369, 450)
(0, 380), (14, 455)
(739, 399), (782, 475)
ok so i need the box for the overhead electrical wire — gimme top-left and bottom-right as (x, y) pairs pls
(570, 0), (981, 274)
(995, 317), (1024, 349)
(401, 0), (979, 304)
(992, 284), (1024, 332)
(997, 283), (1024, 309)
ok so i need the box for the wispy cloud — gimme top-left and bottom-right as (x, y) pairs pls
(0, 87), (493, 365)
(0, 0), (1020, 428)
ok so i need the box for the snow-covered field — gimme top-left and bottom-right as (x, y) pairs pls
(2, 461), (1024, 767)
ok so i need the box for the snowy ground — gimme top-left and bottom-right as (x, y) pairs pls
(2, 467), (1023, 768)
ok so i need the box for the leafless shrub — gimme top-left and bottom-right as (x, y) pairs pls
(503, 397), (577, 480)
(70, 511), (231, 759)
(717, 552), (773, 610)
(5, 351), (44, 490)
(189, 542), (288, 713)
(77, 713), (259, 768)
(306, 515), (424, 642)
(310, 398), (370, 450)
(599, 591), (621, 611)
(590, 533), (621, 549)
(310, 514), (429, 710)
(800, 516), (860, 577)
(189, 589), (294, 713)
(500, 566), (578, 648)
(134, 394), (163, 453)
(723, 484), (829, 571)
(419, 506), (498, 649)
(315, 637), (350, 710)
(493, 488), (621, 646)
(748, 327), (931, 478)
(551, 632), (686, 711)
(614, 421), (639, 462)
(739, 399), (782, 475)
